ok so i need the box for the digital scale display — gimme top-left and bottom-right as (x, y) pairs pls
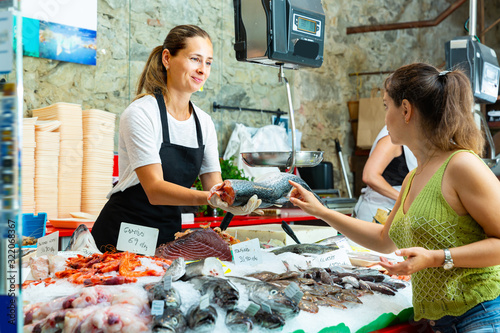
(297, 17), (317, 34)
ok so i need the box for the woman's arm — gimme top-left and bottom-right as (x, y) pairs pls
(363, 135), (403, 200)
(135, 164), (209, 206)
(444, 152), (500, 268)
(289, 180), (398, 253)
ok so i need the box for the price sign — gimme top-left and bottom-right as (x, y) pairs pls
(116, 222), (158, 256)
(311, 248), (350, 268)
(334, 237), (352, 251)
(151, 300), (164, 316)
(36, 231), (59, 257)
(231, 238), (262, 266)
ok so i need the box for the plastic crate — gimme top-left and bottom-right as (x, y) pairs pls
(21, 213), (47, 247)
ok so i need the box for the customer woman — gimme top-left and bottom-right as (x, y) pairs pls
(91, 25), (260, 251)
(290, 63), (500, 332)
(353, 125), (417, 222)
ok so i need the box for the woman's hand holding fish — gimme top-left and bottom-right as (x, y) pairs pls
(288, 180), (327, 217)
(208, 194), (263, 216)
(378, 247), (442, 275)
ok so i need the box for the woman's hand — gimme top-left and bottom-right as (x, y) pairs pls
(288, 180), (327, 217)
(378, 247), (442, 275)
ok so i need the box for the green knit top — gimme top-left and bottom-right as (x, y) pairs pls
(389, 150), (500, 321)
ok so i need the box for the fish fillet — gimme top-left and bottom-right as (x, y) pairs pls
(155, 228), (233, 261)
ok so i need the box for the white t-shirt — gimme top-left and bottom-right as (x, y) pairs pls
(109, 95), (220, 197)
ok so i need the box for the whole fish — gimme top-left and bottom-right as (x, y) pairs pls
(225, 309), (254, 332)
(152, 307), (187, 333)
(208, 172), (322, 208)
(143, 270), (186, 332)
(65, 224), (102, 254)
(230, 277), (299, 319)
(253, 309), (286, 330)
(271, 243), (339, 255)
(188, 276), (240, 310)
(143, 282), (182, 308)
(187, 304), (218, 332)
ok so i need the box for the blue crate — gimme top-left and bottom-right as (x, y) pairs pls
(21, 213), (47, 247)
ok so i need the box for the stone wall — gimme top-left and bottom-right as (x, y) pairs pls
(6, 0), (500, 196)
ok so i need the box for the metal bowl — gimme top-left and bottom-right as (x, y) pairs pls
(241, 151), (324, 168)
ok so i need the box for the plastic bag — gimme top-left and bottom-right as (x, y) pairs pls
(223, 124), (291, 179)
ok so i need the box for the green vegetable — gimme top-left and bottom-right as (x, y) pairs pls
(194, 157), (252, 217)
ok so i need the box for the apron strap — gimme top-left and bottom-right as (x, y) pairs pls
(155, 92), (204, 148)
(155, 92), (170, 144)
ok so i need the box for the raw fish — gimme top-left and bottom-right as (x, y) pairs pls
(155, 228), (232, 261)
(188, 276), (240, 310)
(208, 172), (321, 208)
(187, 304), (217, 332)
(225, 309), (254, 332)
(271, 243), (339, 255)
(229, 277), (299, 319)
(64, 224), (102, 255)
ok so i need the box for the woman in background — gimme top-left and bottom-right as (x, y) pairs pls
(92, 25), (260, 251)
(290, 63), (500, 332)
(353, 125), (417, 222)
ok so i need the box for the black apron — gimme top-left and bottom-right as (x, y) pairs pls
(91, 93), (204, 252)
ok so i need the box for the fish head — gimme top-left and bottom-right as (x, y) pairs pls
(212, 281), (240, 310)
(225, 310), (254, 332)
(164, 258), (186, 282)
(250, 283), (299, 319)
(144, 283), (167, 302)
(254, 309), (285, 330)
(153, 307), (187, 333)
(187, 305), (218, 331)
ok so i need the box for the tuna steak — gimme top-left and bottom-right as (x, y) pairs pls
(155, 228), (232, 262)
(208, 172), (321, 208)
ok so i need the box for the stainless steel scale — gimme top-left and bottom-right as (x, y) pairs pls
(233, 0), (326, 172)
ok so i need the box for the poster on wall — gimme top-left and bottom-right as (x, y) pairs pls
(20, 0), (97, 66)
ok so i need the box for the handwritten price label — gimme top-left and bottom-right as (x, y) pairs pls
(116, 222), (158, 256)
(311, 248), (351, 268)
(36, 231), (59, 257)
(231, 238), (262, 266)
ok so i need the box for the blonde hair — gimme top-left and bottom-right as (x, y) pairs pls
(384, 62), (484, 155)
(135, 25), (211, 101)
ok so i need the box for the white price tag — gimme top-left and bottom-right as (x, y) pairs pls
(311, 248), (351, 268)
(151, 300), (164, 316)
(334, 237), (352, 251)
(36, 232), (59, 257)
(231, 238), (262, 266)
(116, 222), (158, 256)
